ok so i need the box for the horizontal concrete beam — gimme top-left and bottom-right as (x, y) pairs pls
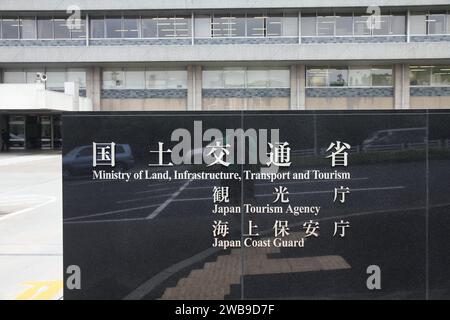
(0, 0), (449, 11)
(0, 43), (449, 65)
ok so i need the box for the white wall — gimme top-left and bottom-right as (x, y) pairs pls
(0, 84), (92, 112)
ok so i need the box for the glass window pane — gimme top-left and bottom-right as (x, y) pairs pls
(2, 18), (20, 39)
(124, 69), (145, 89)
(448, 13), (450, 34)
(203, 70), (223, 88)
(194, 15), (211, 38)
(157, 17), (176, 38)
(267, 15), (282, 37)
(70, 19), (86, 39)
(428, 13), (446, 35)
(349, 68), (371, 86)
(391, 15), (406, 35)
(301, 15), (317, 36)
(174, 16), (191, 37)
(142, 17), (158, 38)
(247, 70), (269, 88)
(103, 70), (124, 89)
(307, 68), (328, 87)
(410, 66), (431, 86)
(3, 70), (25, 83)
(67, 69), (86, 88)
(90, 17), (105, 38)
(123, 17), (139, 38)
(224, 68), (245, 88)
(46, 70), (66, 89)
(26, 70), (45, 83)
(373, 15), (390, 35)
(54, 18), (71, 39)
(105, 16), (122, 38)
(410, 13), (426, 35)
(37, 18), (53, 39)
(431, 66), (450, 86)
(146, 70), (187, 89)
(317, 15), (335, 36)
(283, 14), (298, 37)
(20, 18), (36, 39)
(335, 14), (353, 36)
(230, 15), (246, 37)
(354, 15), (371, 36)
(247, 14), (265, 37)
(212, 15), (229, 37)
(372, 67), (393, 86)
(329, 68), (348, 87)
(269, 69), (290, 88)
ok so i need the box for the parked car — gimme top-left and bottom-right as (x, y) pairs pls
(63, 144), (135, 177)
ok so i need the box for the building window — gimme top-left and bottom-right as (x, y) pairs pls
(103, 70), (125, 88)
(124, 69), (146, 89)
(428, 12), (447, 35)
(46, 70), (67, 89)
(3, 70), (25, 83)
(335, 14), (353, 36)
(410, 66), (450, 86)
(301, 14), (317, 36)
(54, 18), (71, 39)
(3, 68), (86, 88)
(209, 13), (298, 38)
(317, 15), (335, 36)
(307, 66), (393, 87)
(247, 14), (265, 37)
(67, 69), (87, 88)
(146, 70), (187, 89)
(20, 17), (36, 39)
(2, 18), (20, 39)
(102, 68), (187, 89)
(349, 68), (372, 86)
(105, 16), (122, 38)
(123, 16), (140, 38)
(410, 11), (450, 35)
(266, 14), (282, 37)
(410, 13), (426, 35)
(212, 14), (246, 37)
(203, 68), (290, 89)
(142, 17), (158, 38)
(37, 18), (53, 39)
(302, 12), (406, 37)
(90, 17), (105, 38)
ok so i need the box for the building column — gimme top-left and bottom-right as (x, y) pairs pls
(86, 67), (102, 111)
(187, 65), (202, 111)
(394, 64), (410, 109)
(290, 65), (306, 110)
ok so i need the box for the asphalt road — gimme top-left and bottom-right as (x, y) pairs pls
(0, 154), (62, 300)
(63, 158), (450, 300)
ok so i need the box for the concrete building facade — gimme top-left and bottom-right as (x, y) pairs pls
(0, 0), (450, 148)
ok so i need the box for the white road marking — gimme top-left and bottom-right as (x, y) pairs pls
(0, 196), (56, 221)
(63, 203), (162, 222)
(136, 187), (178, 195)
(146, 179), (193, 220)
(116, 193), (171, 204)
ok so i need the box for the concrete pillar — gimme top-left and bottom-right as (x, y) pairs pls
(187, 65), (202, 111)
(290, 65), (306, 110)
(86, 67), (102, 111)
(394, 64), (410, 109)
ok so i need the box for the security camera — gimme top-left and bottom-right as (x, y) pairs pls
(36, 73), (48, 83)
